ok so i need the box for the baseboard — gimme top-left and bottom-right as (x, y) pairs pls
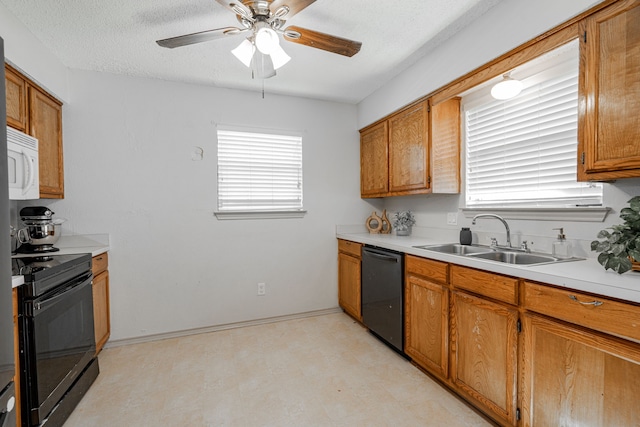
(104, 307), (343, 349)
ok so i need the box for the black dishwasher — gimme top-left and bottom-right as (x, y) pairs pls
(361, 245), (404, 353)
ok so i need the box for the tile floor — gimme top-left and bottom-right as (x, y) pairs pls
(65, 313), (492, 426)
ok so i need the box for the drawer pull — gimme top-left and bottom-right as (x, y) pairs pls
(569, 295), (603, 307)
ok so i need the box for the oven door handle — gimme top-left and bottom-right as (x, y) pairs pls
(33, 272), (93, 313)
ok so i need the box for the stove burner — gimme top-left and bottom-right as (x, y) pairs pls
(15, 243), (60, 254)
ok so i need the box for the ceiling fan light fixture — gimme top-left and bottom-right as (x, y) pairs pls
(231, 39), (255, 68)
(255, 26), (279, 54)
(251, 51), (276, 79)
(270, 43), (291, 70)
(491, 73), (523, 100)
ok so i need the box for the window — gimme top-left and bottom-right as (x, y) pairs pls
(216, 128), (304, 219)
(463, 40), (602, 209)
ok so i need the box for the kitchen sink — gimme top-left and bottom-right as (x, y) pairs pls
(466, 251), (559, 265)
(414, 243), (582, 266)
(413, 243), (495, 255)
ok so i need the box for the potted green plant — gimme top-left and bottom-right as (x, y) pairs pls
(393, 211), (416, 236)
(591, 196), (640, 274)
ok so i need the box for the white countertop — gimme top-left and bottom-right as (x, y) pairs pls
(12, 234), (110, 288)
(337, 229), (640, 305)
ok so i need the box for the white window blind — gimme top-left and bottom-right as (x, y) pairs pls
(465, 64), (602, 208)
(217, 129), (303, 212)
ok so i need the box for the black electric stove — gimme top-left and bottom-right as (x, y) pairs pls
(12, 253), (92, 297)
(14, 252), (98, 427)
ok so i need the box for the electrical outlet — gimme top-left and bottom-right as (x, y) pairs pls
(257, 282), (266, 296)
(447, 212), (458, 225)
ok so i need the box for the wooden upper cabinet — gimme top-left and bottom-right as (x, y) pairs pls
(431, 97), (461, 193)
(578, 0), (640, 180)
(359, 97), (461, 198)
(5, 64), (65, 198)
(29, 86), (64, 198)
(388, 100), (430, 194)
(360, 121), (389, 197)
(5, 66), (27, 132)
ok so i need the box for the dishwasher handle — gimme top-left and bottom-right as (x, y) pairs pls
(363, 247), (400, 263)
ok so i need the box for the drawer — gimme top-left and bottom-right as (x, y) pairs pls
(92, 252), (109, 276)
(338, 239), (362, 258)
(406, 255), (448, 284)
(451, 265), (518, 305)
(523, 281), (640, 343)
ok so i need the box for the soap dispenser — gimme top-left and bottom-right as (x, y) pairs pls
(552, 228), (572, 259)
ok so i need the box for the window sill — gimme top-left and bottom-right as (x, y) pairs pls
(461, 207), (611, 222)
(214, 210), (307, 220)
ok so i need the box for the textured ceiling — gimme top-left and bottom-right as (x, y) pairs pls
(1, 0), (503, 103)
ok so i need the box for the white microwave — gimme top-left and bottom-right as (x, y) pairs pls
(7, 126), (39, 200)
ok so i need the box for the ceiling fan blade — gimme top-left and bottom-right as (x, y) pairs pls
(283, 26), (361, 57)
(215, 0), (254, 20)
(156, 27), (245, 48)
(269, 0), (316, 19)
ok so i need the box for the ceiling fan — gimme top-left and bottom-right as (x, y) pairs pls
(156, 0), (362, 79)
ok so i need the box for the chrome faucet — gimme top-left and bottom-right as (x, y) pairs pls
(472, 214), (512, 248)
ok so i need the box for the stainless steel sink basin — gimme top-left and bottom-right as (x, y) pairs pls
(413, 243), (495, 255)
(467, 251), (559, 265)
(414, 243), (582, 266)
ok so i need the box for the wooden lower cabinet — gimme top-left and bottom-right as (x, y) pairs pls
(337, 240), (362, 321)
(450, 290), (519, 426)
(404, 256), (449, 380)
(521, 313), (640, 426)
(92, 253), (110, 354)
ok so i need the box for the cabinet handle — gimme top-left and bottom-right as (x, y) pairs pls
(568, 295), (603, 307)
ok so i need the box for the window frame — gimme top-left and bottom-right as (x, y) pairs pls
(214, 126), (306, 220)
(458, 40), (608, 222)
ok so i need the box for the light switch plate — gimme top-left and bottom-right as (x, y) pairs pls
(447, 213), (458, 225)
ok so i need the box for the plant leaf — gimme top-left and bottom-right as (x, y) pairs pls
(629, 196), (640, 212)
(617, 257), (633, 274)
(597, 252), (611, 268)
(596, 230), (611, 239)
(628, 249), (640, 263)
(611, 243), (627, 256)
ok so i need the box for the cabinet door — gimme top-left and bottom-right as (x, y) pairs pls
(405, 274), (449, 380)
(388, 101), (429, 194)
(338, 252), (361, 321)
(93, 270), (110, 354)
(431, 97), (460, 193)
(521, 314), (640, 427)
(578, 0), (640, 180)
(5, 65), (27, 132)
(29, 86), (64, 198)
(451, 290), (519, 426)
(360, 121), (389, 197)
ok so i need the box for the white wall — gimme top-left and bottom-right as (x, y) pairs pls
(0, 3), (68, 102)
(358, 0), (602, 128)
(2, 3), (373, 343)
(36, 70), (372, 341)
(358, 0), (640, 257)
